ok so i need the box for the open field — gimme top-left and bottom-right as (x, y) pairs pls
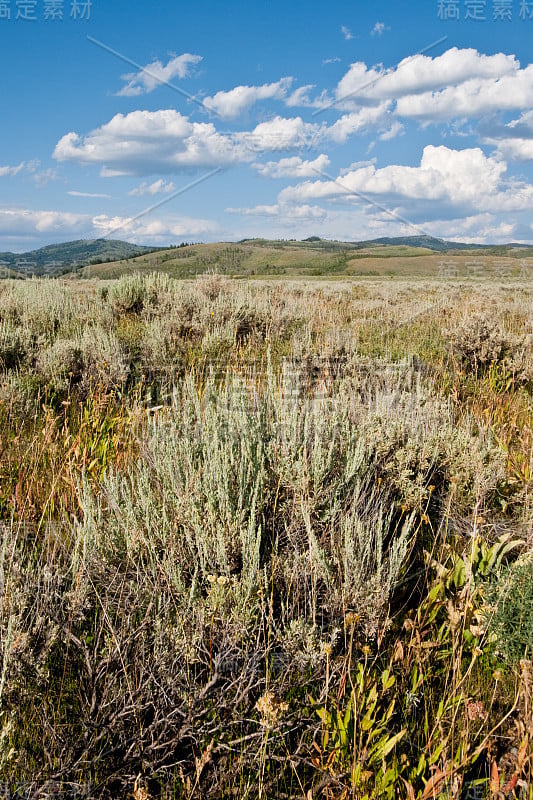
(0, 273), (532, 798)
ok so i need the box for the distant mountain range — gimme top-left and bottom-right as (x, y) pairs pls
(0, 239), (160, 274)
(305, 234), (532, 252)
(0, 236), (531, 278)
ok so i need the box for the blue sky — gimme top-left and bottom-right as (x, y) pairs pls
(2, 0), (533, 250)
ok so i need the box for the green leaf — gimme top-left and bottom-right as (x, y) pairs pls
(429, 742), (444, 766)
(410, 665), (418, 692)
(416, 752), (427, 778)
(370, 728), (407, 760)
(343, 693), (354, 730)
(382, 669), (395, 691)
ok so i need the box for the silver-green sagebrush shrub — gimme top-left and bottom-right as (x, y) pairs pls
(450, 315), (511, 373)
(36, 336), (85, 393)
(35, 327), (129, 396)
(108, 273), (146, 316)
(1, 279), (77, 337)
(1, 277), (530, 795)
(78, 326), (129, 393)
(0, 321), (28, 371)
(78, 365), (423, 629)
(140, 315), (185, 380)
(82, 371), (269, 597)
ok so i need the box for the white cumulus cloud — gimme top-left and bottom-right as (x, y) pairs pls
(279, 145), (533, 215)
(327, 104), (393, 143)
(129, 179), (177, 196)
(254, 154), (330, 178)
(92, 213), (217, 241)
(117, 53), (202, 96)
(0, 206), (218, 249)
(226, 202), (327, 222)
(203, 78), (293, 119)
(483, 110), (533, 161)
(0, 208), (88, 236)
(335, 48), (520, 109)
(239, 115), (324, 153)
(54, 110), (248, 175)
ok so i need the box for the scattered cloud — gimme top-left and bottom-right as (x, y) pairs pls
(117, 53), (202, 96)
(371, 22), (387, 36)
(0, 206), (218, 246)
(0, 160), (58, 186)
(226, 202), (327, 222)
(240, 115), (323, 153)
(380, 121), (404, 140)
(285, 85), (332, 109)
(335, 48), (519, 109)
(341, 26), (353, 40)
(203, 78), (293, 118)
(0, 208), (88, 236)
(339, 158), (377, 176)
(54, 110), (248, 175)
(0, 162), (26, 177)
(39, 46), (533, 246)
(54, 103), (405, 179)
(323, 57), (341, 65)
(423, 213), (517, 243)
(129, 179), (177, 196)
(92, 213), (217, 241)
(254, 154), (330, 178)
(494, 138), (533, 161)
(326, 104), (393, 143)
(32, 168), (59, 188)
(279, 146), (533, 216)
(482, 110), (533, 161)
(53, 109), (339, 177)
(396, 70), (533, 121)
(68, 190), (112, 198)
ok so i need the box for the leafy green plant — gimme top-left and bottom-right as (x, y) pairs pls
(484, 558), (533, 665)
(108, 273), (146, 315)
(312, 661), (406, 799)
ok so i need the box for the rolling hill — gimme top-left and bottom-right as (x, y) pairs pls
(0, 239), (161, 275)
(1, 236), (532, 280)
(76, 237), (533, 280)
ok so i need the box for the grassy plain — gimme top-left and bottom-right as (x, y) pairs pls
(0, 269), (532, 798)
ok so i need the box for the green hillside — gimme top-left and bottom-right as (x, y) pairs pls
(2, 236), (532, 280)
(79, 237), (533, 280)
(0, 238), (160, 274)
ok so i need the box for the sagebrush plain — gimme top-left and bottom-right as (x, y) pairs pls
(0, 269), (532, 798)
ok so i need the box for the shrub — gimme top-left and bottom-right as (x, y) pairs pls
(36, 336), (85, 394)
(504, 333), (533, 387)
(449, 315), (511, 374)
(0, 372), (41, 418)
(108, 274), (146, 316)
(35, 328), (129, 397)
(140, 316), (185, 383)
(78, 326), (129, 394)
(8, 279), (76, 337)
(142, 271), (177, 316)
(195, 271), (229, 301)
(485, 557), (533, 665)
(0, 321), (28, 371)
